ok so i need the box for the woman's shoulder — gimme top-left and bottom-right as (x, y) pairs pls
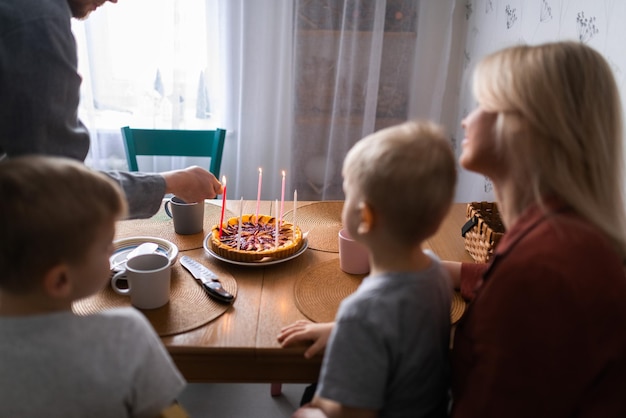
(499, 203), (617, 260)
(526, 210), (618, 257)
(495, 210), (625, 289)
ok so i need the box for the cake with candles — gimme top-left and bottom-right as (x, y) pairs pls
(209, 214), (304, 262)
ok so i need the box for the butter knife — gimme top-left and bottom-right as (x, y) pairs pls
(180, 256), (234, 303)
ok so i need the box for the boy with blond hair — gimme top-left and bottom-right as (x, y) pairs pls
(281, 120), (457, 418)
(0, 156), (186, 417)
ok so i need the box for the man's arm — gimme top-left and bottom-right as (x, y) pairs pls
(105, 166), (223, 220)
(103, 170), (166, 219)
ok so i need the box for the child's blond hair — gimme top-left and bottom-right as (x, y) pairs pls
(0, 156), (127, 293)
(342, 120), (456, 246)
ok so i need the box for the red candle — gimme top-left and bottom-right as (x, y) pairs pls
(255, 167), (262, 222)
(219, 175), (227, 238)
(279, 170), (286, 226)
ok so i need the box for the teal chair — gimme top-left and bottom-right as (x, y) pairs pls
(121, 127), (227, 179)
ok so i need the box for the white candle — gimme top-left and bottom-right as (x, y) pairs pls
(237, 196), (243, 250)
(255, 167), (262, 222)
(279, 170), (286, 226)
(275, 199), (279, 248)
(293, 189), (297, 241)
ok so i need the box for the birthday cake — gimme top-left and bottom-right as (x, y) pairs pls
(209, 214), (304, 262)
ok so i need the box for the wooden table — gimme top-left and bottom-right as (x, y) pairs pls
(116, 201), (473, 384)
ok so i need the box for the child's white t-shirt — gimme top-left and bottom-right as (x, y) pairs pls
(0, 307), (186, 418)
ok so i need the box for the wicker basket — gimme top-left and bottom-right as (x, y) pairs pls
(461, 202), (505, 263)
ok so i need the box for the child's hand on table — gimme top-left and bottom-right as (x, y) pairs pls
(277, 320), (334, 359)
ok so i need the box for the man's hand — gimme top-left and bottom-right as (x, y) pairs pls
(162, 166), (223, 203)
(277, 320), (334, 359)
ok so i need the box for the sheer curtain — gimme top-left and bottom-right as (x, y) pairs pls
(75, 0), (462, 202)
(291, 0), (462, 200)
(74, 0), (221, 174)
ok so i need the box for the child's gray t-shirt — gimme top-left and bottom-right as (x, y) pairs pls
(317, 251), (452, 418)
(0, 307), (185, 418)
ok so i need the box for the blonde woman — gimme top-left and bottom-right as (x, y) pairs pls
(447, 41), (626, 417)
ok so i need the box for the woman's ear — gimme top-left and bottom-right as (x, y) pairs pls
(357, 201), (374, 235)
(42, 264), (73, 299)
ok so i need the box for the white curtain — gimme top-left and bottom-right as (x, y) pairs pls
(75, 0), (462, 202)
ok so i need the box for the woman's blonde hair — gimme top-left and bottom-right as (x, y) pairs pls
(342, 120), (457, 246)
(473, 41), (626, 257)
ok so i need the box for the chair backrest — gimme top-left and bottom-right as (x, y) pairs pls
(121, 127), (227, 179)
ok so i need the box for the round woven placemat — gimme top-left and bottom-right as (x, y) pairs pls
(450, 291), (466, 324)
(294, 259), (466, 324)
(294, 259), (365, 323)
(283, 201), (343, 253)
(115, 202), (235, 251)
(72, 261), (237, 337)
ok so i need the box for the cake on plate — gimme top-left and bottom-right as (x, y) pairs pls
(208, 214), (304, 262)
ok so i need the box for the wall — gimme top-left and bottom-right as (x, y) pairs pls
(454, 0), (626, 202)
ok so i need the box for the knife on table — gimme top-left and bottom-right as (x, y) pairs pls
(180, 256), (234, 304)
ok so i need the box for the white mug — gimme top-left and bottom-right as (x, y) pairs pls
(338, 228), (370, 275)
(111, 253), (171, 309)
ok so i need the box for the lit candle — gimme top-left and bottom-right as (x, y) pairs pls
(293, 189), (297, 241)
(237, 196), (243, 250)
(218, 175), (227, 238)
(255, 167), (262, 222)
(275, 199), (279, 248)
(279, 170), (286, 226)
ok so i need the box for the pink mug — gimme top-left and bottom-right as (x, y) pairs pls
(338, 228), (370, 275)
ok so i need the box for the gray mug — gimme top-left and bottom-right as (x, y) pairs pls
(164, 196), (205, 235)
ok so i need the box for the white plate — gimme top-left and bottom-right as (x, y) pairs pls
(110, 236), (178, 270)
(203, 236), (308, 266)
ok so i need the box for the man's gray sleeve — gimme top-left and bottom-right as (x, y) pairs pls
(104, 171), (166, 219)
